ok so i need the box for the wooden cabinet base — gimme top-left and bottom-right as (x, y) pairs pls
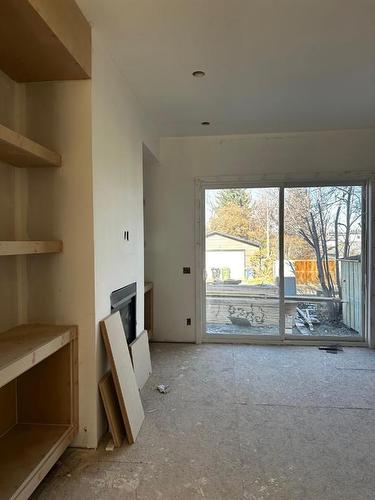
(0, 424), (75, 500)
(0, 325), (78, 500)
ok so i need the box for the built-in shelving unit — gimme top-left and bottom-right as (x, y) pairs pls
(0, 1), (90, 497)
(0, 123), (61, 168)
(0, 325), (78, 500)
(0, 241), (63, 257)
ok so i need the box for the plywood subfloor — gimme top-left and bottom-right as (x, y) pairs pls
(32, 344), (375, 500)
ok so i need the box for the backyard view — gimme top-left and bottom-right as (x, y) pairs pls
(205, 185), (363, 338)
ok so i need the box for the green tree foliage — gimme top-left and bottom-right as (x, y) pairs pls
(214, 188), (251, 209)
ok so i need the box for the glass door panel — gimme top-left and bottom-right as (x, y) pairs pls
(283, 185), (364, 338)
(205, 187), (281, 337)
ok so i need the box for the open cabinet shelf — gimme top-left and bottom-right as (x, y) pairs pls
(0, 241), (63, 257)
(0, 324), (78, 500)
(0, 423), (74, 500)
(0, 124), (61, 168)
(0, 324), (73, 387)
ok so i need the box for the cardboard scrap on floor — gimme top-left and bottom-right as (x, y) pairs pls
(100, 312), (145, 444)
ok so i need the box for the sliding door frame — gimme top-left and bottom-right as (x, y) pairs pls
(195, 173), (372, 346)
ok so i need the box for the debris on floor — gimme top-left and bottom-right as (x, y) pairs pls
(105, 438), (115, 452)
(318, 344), (344, 354)
(156, 384), (170, 393)
(297, 307), (320, 332)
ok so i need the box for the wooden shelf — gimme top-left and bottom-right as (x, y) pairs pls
(0, 324), (73, 389)
(0, 124), (61, 168)
(0, 0), (91, 82)
(0, 423), (74, 500)
(0, 241), (63, 257)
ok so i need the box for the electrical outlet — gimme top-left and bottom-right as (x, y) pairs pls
(183, 267), (191, 274)
(186, 318), (191, 326)
(124, 230), (129, 241)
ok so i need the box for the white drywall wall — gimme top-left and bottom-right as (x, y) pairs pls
(144, 130), (375, 342)
(91, 33), (160, 440)
(23, 80), (96, 448)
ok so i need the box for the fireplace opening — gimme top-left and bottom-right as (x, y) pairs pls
(110, 283), (136, 344)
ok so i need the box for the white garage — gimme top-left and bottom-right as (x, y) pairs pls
(205, 232), (261, 281)
(206, 250), (245, 280)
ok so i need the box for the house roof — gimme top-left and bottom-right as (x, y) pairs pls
(206, 231), (261, 248)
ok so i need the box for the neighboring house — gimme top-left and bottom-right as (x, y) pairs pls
(206, 231), (261, 280)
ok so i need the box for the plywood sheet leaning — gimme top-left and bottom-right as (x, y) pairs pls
(130, 330), (152, 390)
(100, 312), (145, 444)
(99, 371), (126, 448)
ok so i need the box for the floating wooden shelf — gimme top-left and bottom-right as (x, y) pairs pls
(0, 0), (91, 82)
(0, 241), (63, 257)
(0, 324), (78, 499)
(0, 124), (61, 168)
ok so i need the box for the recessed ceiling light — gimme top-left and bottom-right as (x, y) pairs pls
(192, 70), (206, 78)
(201, 121), (210, 126)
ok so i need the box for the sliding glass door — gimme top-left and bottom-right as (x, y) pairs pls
(203, 182), (366, 341)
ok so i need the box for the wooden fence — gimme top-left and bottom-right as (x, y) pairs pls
(293, 260), (336, 285)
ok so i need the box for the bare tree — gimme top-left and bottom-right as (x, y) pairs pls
(294, 185), (362, 321)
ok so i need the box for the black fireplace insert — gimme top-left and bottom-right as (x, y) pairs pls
(110, 283), (136, 344)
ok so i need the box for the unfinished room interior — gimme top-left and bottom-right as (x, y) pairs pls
(1, 1), (375, 499)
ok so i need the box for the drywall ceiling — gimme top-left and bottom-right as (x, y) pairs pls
(77, 0), (375, 136)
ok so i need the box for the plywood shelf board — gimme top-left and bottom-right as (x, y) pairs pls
(0, 0), (91, 82)
(0, 124), (61, 168)
(0, 325), (74, 389)
(0, 241), (63, 256)
(0, 423), (73, 500)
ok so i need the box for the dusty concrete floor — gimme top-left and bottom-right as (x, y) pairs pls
(32, 343), (375, 499)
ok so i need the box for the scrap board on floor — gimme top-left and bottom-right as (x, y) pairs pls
(130, 330), (152, 390)
(100, 312), (144, 444)
(99, 371), (126, 447)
